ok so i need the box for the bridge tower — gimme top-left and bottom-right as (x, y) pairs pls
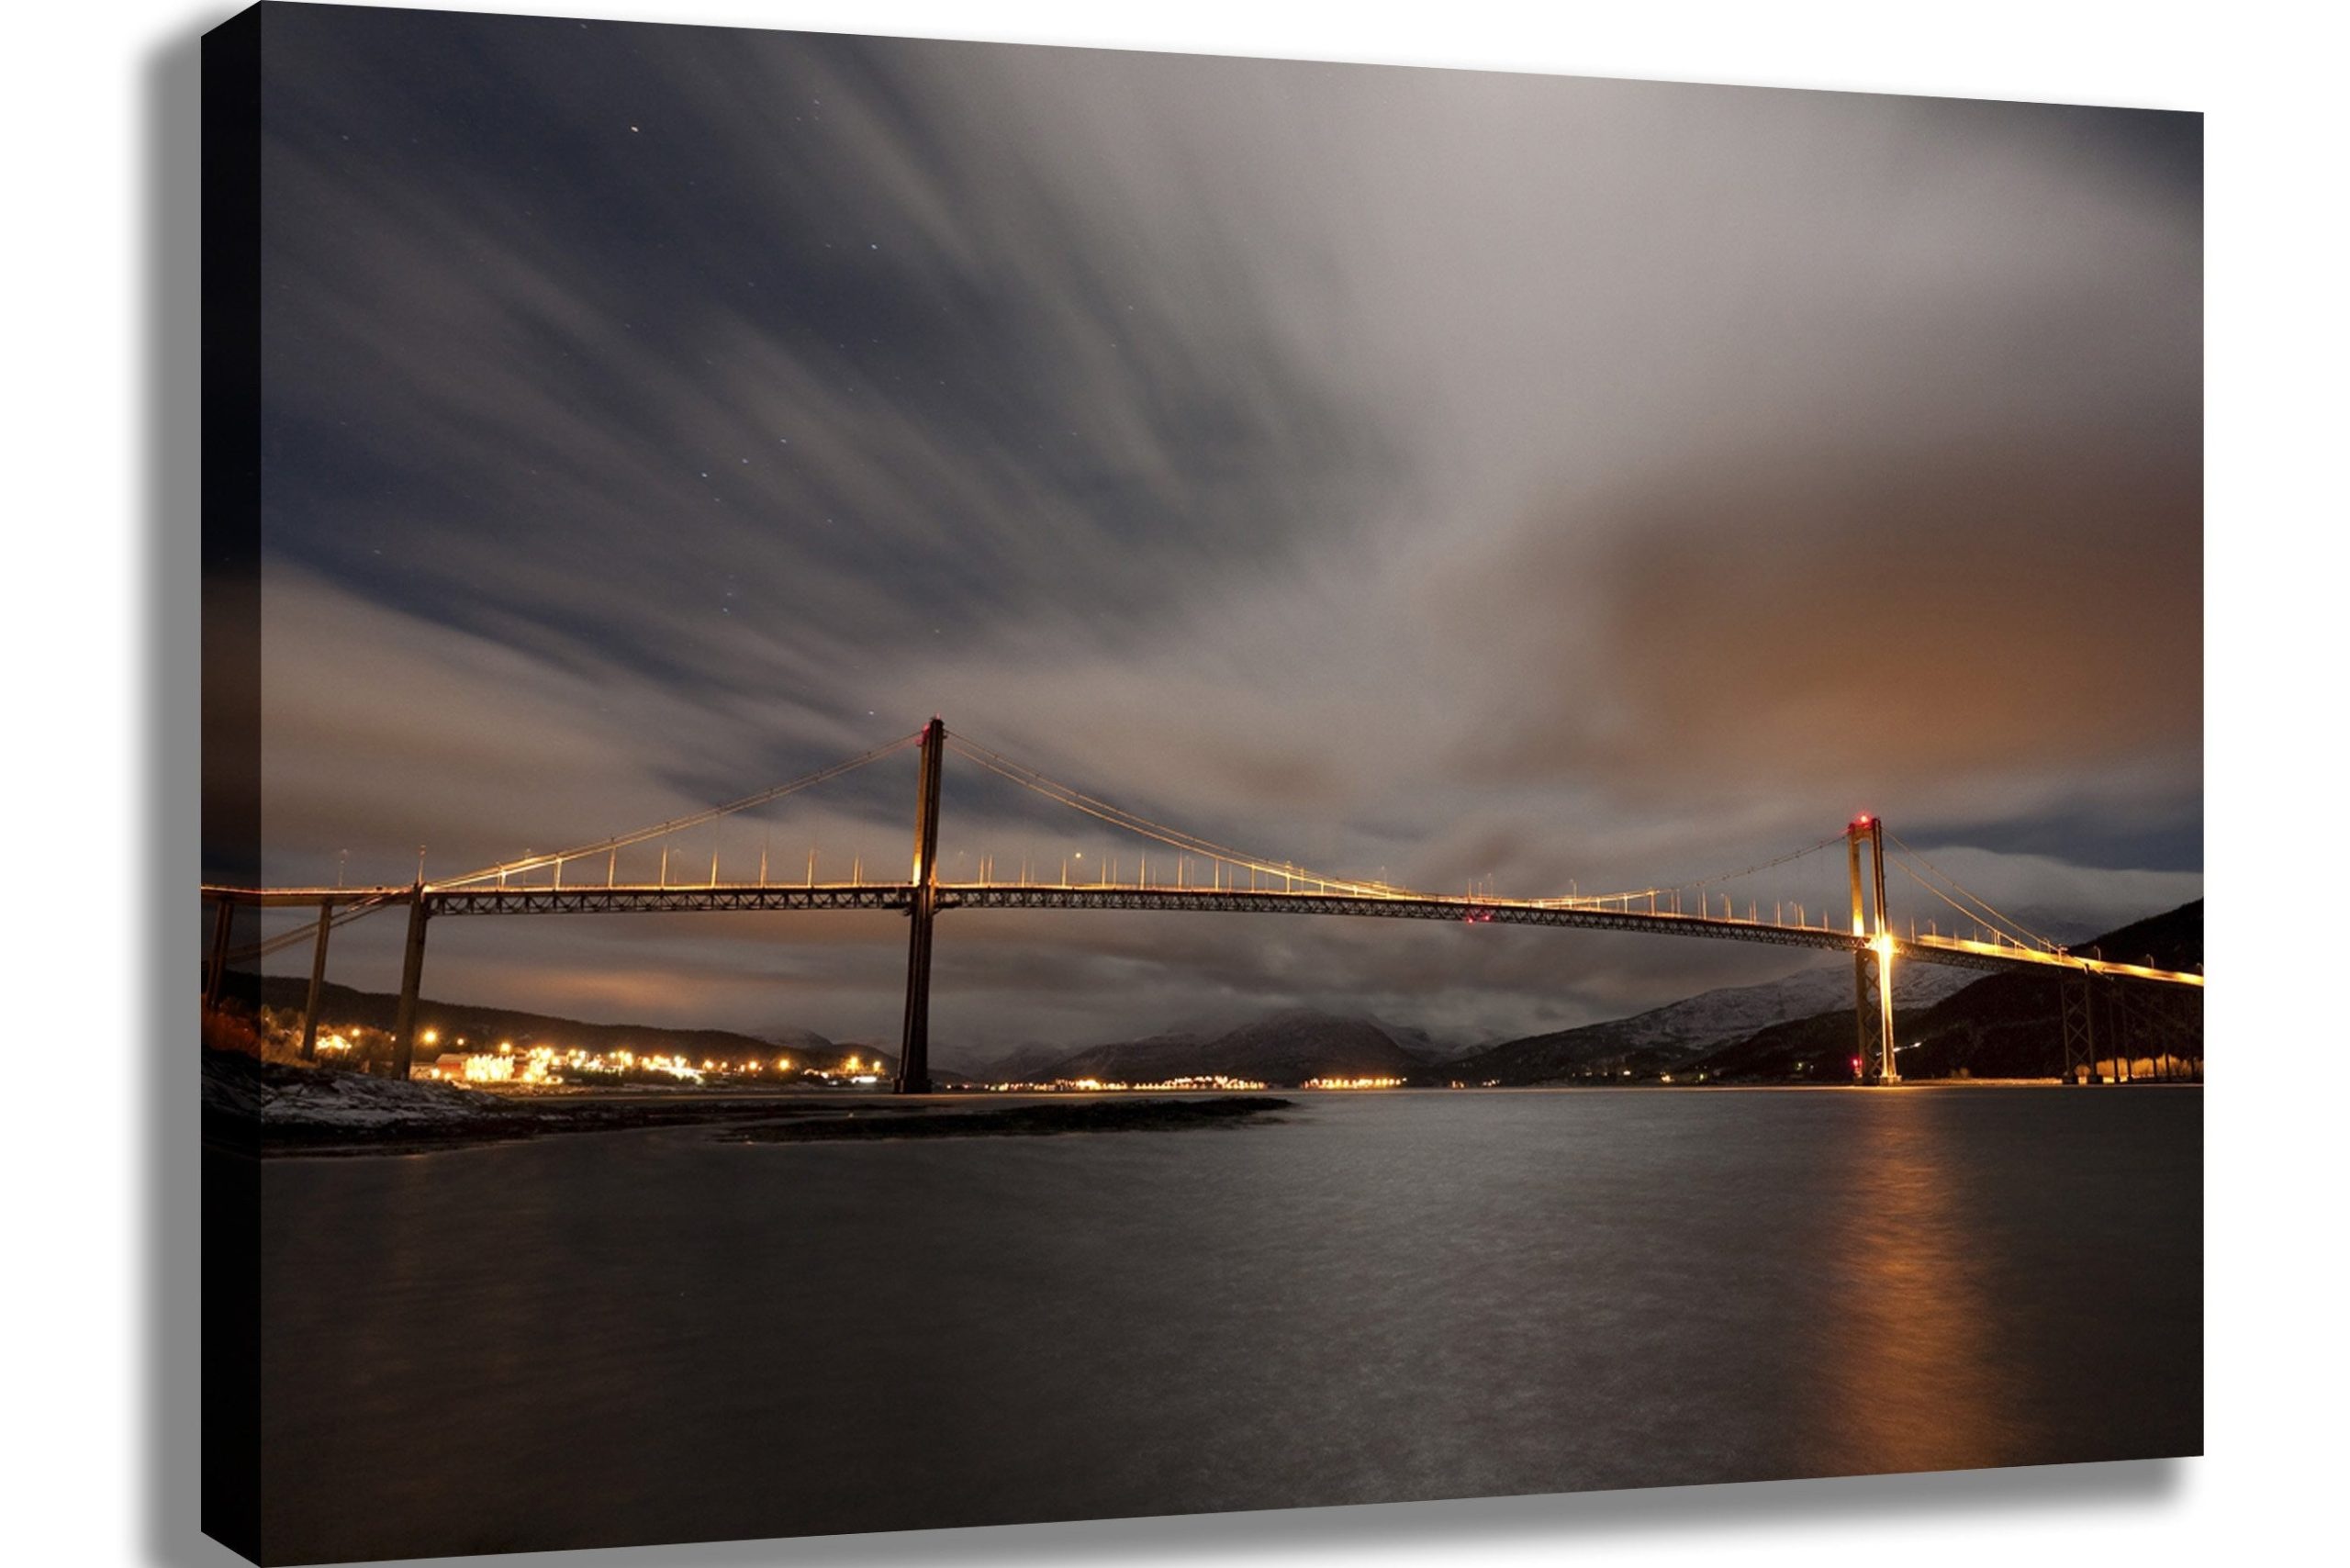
(894, 717), (945, 1094)
(1847, 815), (1897, 1084)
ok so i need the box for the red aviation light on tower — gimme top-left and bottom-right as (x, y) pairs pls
(1852, 813), (1872, 830)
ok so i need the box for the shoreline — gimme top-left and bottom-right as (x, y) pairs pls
(204, 1050), (2195, 1159)
(205, 1051), (1305, 1158)
(723, 1095), (1291, 1143)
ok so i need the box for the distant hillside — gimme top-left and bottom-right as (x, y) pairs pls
(934, 1039), (1091, 1082)
(759, 1025), (843, 1056)
(1692, 900), (2204, 1081)
(245, 974), (878, 1072)
(1041, 1011), (1427, 1086)
(1450, 961), (1975, 1085)
(1688, 1005), (1930, 1082)
(1371, 1018), (1467, 1062)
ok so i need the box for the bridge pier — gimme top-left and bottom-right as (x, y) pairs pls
(895, 718), (945, 1094)
(298, 898), (332, 1061)
(1851, 946), (1877, 1081)
(2060, 973), (2097, 1082)
(1852, 946), (1897, 1084)
(1847, 817), (1897, 1083)
(390, 883), (429, 1080)
(203, 896), (235, 1012)
(2106, 982), (2202, 1084)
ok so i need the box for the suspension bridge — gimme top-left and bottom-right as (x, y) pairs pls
(201, 719), (2204, 1091)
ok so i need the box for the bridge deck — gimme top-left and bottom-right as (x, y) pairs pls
(200, 881), (2202, 987)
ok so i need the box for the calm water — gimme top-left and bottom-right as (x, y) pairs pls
(255, 1089), (2200, 1562)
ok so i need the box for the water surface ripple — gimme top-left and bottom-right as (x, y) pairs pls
(255, 1088), (2201, 1562)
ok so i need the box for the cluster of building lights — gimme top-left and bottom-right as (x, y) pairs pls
(1303, 1076), (1406, 1090)
(415, 1040), (708, 1086)
(407, 1034), (885, 1089)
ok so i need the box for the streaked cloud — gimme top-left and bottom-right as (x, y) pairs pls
(250, 9), (2200, 1047)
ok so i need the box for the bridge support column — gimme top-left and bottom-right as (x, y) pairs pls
(1847, 817), (1897, 1083)
(895, 717), (944, 1094)
(2151, 987), (2203, 1081)
(1874, 944), (1897, 1083)
(390, 883), (429, 1080)
(1851, 947), (1874, 1081)
(1871, 821), (1896, 1084)
(203, 896), (235, 1012)
(1852, 946), (1896, 1084)
(1849, 834), (1869, 1080)
(298, 898), (332, 1061)
(2060, 973), (2096, 1083)
(2115, 986), (2136, 1082)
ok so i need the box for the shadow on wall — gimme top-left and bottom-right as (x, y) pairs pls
(142, 13), (211, 1568)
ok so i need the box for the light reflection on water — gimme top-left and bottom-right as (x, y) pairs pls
(1815, 1096), (2011, 1474)
(254, 1088), (2199, 1562)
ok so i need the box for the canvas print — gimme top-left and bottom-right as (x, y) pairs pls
(198, 6), (2202, 1562)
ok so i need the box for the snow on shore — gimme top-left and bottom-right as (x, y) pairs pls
(205, 1051), (509, 1130)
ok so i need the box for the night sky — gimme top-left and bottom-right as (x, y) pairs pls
(250, 5), (2201, 1054)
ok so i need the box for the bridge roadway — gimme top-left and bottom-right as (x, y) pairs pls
(199, 880), (2204, 988)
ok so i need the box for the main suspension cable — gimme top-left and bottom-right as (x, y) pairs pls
(1882, 829), (2057, 950)
(946, 733), (1398, 896)
(439, 730), (923, 890)
(949, 730), (1849, 913)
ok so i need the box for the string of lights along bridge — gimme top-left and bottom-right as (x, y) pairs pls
(202, 719), (2203, 1092)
